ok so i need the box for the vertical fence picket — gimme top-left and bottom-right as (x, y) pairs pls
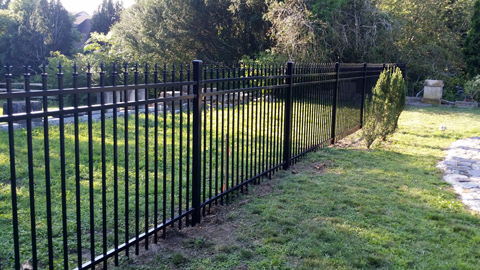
(86, 62), (96, 266)
(23, 65), (38, 270)
(144, 63), (150, 250)
(192, 60), (203, 225)
(72, 61), (83, 269)
(331, 62), (340, 144)
(283, 62), (294, 170)
(361, 63), (367, 128)
(123, 62), (130, 257)
(99, 63), (109, 269)
(134, 63), (140, 255)
(153, 63), (160, 241)
(5, 64), (20, 270)
(39, 63), (53, 270)
(186, 63), (191, 226)
(112, 63), (119, 265)
(179, 63), (184, 229)
(162, 62), (167, 238)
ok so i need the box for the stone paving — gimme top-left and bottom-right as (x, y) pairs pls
(437, 137), (480, 212)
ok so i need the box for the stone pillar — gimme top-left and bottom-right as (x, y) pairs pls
(422, 80), (444, 105)
(3, 101), (42, 123)
(97, 91), (121, 112)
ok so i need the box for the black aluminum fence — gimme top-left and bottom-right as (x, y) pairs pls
(0, 61), (405, 269)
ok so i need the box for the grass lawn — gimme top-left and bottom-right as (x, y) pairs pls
(116, 105), (480, 269)
(0, 99), (289, 269)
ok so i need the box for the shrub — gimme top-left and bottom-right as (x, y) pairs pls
(463, 75), (480, 101)
(363, 67), (406, 148)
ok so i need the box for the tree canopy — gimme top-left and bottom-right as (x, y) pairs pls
(0, 0), (473, 99)
(463, 0), (480, 77)
(0, 0), (76, 72)
(90, 0), (123, 34)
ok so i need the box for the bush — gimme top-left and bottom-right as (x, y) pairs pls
(463, 75), (480, 101)
(363, 67), (406, 148)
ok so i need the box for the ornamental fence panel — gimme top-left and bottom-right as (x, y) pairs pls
(0, 60), (406, 269)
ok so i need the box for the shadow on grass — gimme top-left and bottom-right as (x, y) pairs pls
(125, 146), (480, 270)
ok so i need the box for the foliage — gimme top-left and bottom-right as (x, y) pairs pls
(0, 0), (9, 9)
(318, 0), (397, 63)
(463, 0), (480, 78)
(363, 67), (406, 148)
(90, 0), (123, 34)
(264, 0), (396, 63)
(264, 0), (325, 61)
(463, 75), (480, 101)
(0, 0), (77, 73)
(0, 9), (18, 66)
(110, 0), (270, 64)
(432, 73), (466, 102)
(378, 0), (472, 95)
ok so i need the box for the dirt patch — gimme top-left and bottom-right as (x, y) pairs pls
(119, 200), (250, 268)
(333, 131), (365, 149)
(253, 183), (274, 197)
(311, 161), (330, 175)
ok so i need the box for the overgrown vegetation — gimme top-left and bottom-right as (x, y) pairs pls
(363, 67), (406, 148)
(1, 0), (475, 100)
(116, 105), (480, 270)
(464, 75), (480, 102)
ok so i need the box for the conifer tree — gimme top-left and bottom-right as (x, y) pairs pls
(90, 0), (123, 34)
(363, 67), (406, 148)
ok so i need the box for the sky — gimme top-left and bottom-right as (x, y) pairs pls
(61, 0), (135, 15)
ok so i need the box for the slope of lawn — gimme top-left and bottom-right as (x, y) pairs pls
(117, 105), (480, 270)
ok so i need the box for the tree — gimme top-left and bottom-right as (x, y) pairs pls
(363, 67), (406, 148)
(463, 0), (480, 77)
(264, 0), (325, 61)
(320, 0), (397, 63)
(110, 0), (270, 63)
(0, 9), (18, 65)
(1, 0), (75, 71)
(264, 0), (397, 63)
(47, 0), (73, 53)
(378, 0), (472, 95)
(90, 0), (123, 34)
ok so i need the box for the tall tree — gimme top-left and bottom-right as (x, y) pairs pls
(463, 0), (480, 77)
(264, 0), (325, 61)
(378, 0), (472, 94)
(90, 0), (123, 34)
(265, 0), (396, 63)
(110, 0), (269, 63)
(2, 0), (75, 70)
(0, 9), (17, 64)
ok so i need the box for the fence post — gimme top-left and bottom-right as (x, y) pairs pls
(283, 62), (294, 170)
(331, 62), (340, 144)
(360, 63), (367, 128)
(192, 60), (203, 225)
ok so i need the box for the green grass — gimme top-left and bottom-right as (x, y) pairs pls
(116, 105), (480, 269)
(0, 99), (290, 269)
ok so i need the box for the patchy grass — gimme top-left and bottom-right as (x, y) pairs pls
(116, 105), (480, 269)
(0, 100), (287, 269)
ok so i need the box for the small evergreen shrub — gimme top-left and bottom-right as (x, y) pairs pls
(463, 75), (480, 101)
(363, 67), (406, 148)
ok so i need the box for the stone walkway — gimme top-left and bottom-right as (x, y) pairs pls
(437, 137), (480, 212)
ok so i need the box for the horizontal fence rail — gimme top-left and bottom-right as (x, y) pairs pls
(0, 61), (406, 269)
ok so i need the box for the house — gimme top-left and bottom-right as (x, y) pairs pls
(73, 11), (92, 49)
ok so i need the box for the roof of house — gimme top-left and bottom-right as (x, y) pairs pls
(71, 12), (93, 49)
(73, 11), (92, 27)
